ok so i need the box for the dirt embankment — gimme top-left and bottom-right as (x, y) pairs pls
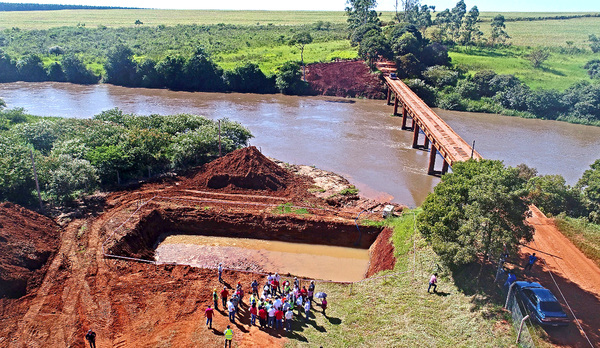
(305, 60), (386, 99)
(0, 202), (60, 298)
(0, 146), (397, 347)
(366, 227), (396, 278)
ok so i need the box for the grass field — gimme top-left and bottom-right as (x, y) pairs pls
(555, 216), (600, 268)
(0, 9), (350, 29)
(449, 47), (596, 90)
(215, 40), (357, 74)
(289, 212), (518, 347)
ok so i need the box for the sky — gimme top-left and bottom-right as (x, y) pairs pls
(1, 0), (598, 12)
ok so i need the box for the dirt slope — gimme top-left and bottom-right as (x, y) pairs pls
(522, 206), (600, 347)
(305, 60), (385, 99)
(0, 202), (59, 298)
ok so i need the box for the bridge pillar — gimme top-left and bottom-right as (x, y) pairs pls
(427, 146), (437, 175)
(412, 123), (420, 149)
(393, 96), (399, 116)
(386, 88), (392, 105)
(423, 136), (430, 149)
(401, 107), (408, 129)
(441, 160), (449, 175)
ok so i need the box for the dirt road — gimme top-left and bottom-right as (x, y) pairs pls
(523, 206), (600, 347)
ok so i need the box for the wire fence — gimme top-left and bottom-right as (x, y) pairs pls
(504, 284), (536, 348)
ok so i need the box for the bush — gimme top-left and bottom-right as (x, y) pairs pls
(275, 61), (308, 95)
(422, 65), (459, 88)
(404, 79), (436, 106)
(224, 63), (276, 93)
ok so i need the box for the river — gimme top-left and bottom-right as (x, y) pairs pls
(2, 81), (599, 206)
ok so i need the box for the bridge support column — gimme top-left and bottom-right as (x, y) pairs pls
(428, 146), (437, 175)
(441, 160), (449, 175)
(386, 88), (392, 105)
(423, 136), (430, 149)
(401, 108), (407, 129)
(393, 97), (399, 116)
(412, 123), (420, 149)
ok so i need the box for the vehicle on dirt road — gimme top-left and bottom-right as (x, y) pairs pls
(513, 281), (570, 327)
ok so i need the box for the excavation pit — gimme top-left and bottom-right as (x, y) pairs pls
(105, 206), (384, 282)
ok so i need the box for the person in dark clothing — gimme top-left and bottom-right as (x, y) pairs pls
(85, 329), (96, 348)
(524, 253), (537, 272)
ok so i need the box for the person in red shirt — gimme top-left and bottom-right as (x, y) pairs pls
(205, 305), (214, 329)
(250, 304), (258, 326)
(220, 286), (229, 308)
(258, 306), (268, 328)
(300, 286), (308, 298)
(275, 308), (284, 330)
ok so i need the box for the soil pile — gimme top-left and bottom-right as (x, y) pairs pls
(0, 202), (59, 298)
(306, 60), (385, 99)
(187, 146), (296, 191)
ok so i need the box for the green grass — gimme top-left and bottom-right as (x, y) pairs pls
(0, 9), (350, 29)
(287, 210), (516, 347)
(481, 17), (600, 47)
(215, 40), (356, 74)
(449, 46), (596, 90)
(555, 216), (600, 268)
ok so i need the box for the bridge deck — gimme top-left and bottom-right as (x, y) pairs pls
(384, 76), (482, 166)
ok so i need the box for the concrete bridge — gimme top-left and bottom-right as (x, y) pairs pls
(380, 66), (482, 175)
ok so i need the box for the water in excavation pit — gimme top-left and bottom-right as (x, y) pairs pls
(155, 235), (370, 282)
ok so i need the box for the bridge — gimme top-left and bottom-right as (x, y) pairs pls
(378, 63), (482, 175)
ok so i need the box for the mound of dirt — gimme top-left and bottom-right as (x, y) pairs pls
(0, 202), (59, 298)
(306, 60), (386, 99)
(187, 146), (295, 191)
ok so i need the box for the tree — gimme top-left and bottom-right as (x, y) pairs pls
(577, 159), (600, 222)
(449, 0), (467, 42)
(527, 48), (550, 68)
(16, 54), (47, 82)
(589, 34), (600, 53)
(61, 55), (99, 84)
(134, 19), (143, 26)
(289, 32), (313, 82)
(490, 15), (510, 46)
(46, 154), (98, 204)
(418, 159), (533, 271)
(584, 59), (600, 79)
(104, 44), (138, 86)
(224, 63), (275, 93)
(0, 98), (6, 110)
(275, 61), (307, 95)
(458, 6), (482, 45)
(46, 62), (66, 82)
(345, 0), (380, 31)
(527, 175), (582, 216)
(358, 29), (390, 67)
(181, 47), (225, 92)
(0, 50), (18, 83)
(155, 55), (186, 90)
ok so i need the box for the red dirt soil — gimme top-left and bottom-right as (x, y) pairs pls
(0, 147), (391, 348)
(0, 202), (59, 298)
(365, 227), (396, 278)
(305, 60), (385, 99)
(520, 206), (600, 347)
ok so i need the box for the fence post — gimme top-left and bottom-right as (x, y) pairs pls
(505, 282), (516, 309)
(516, 315), (530, 344)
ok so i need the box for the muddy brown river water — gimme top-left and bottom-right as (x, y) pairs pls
(155, 235), (370, 282)
(2, 81), (600, 206)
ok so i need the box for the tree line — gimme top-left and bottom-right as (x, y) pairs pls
(0, 2), (135, 11)
(418, 158), (600, 271)
(0, 106), (252, 206)
(0, 45), (309, 95)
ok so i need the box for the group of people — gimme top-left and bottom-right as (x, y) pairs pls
(207, 271), (329, 346)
